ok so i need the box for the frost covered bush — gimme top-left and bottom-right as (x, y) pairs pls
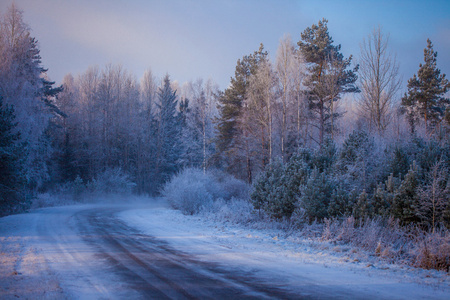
(49, 175), (87, 203)
(169, 180), (212, 215)
(208, 169), (250, 200)
(163, 168), (215, 215)
(87, 168), (136, 196)
(318, 216), (450, 271)
(201, 197), (256, 224)
(413, 228), (450, 271)
(162, 168), (249, 215)
(31, 192), (76, 208)
(43, 169), (135, 205)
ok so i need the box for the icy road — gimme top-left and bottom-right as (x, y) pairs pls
(0, 202), (448, 299)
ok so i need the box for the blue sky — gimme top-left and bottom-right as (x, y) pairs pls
(1, 0), (449, 92)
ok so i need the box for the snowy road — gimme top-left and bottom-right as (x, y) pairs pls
(70, 207), (303, 299)
(1, 203), (448, 299)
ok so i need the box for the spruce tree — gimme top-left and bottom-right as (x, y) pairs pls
(154, 75), (182, 189)
(401, 39), (450, 133)
(0, 97), (27, 215)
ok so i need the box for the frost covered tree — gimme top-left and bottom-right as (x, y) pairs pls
(251, 154), (311, 219)
(135, 69), (158, 194)
(337, 130), (379, 191)
(358, 26), (401, 133)
(243, 58), (276, 169)
(416, 160), (449, 231)
(298, 168), (335, 222)
(54, 65), (143, 191)
(0, 97), (27, 214)
(275, 35), (306, 160)
(251, 158), (285, 217)
(391, 162), (420, 224)
(216, 44), (268, 182)
(179, 79), (217, 172)
(401, 39), (450, 134)
(298, 19), (359, 146)
(0, 3), (61, 189)
(154, 75), (182, 187)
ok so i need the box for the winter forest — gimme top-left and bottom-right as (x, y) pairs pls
(1, 3), (450, 271)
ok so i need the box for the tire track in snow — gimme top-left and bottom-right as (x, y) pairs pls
(73, 207), (304, 299)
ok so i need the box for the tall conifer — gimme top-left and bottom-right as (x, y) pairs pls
(401, 39), (450, 133)
(298, 19), (359, 145)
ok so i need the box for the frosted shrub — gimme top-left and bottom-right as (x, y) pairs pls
(174, 181), (212, 215)
(31, 193), (74, 208)
(162, 168), (214, 215)
(208, 169), (250, 200)
(50, 175), (87, 203)
(412, 228), (450, 271)
(219, 176), (250, 200)
(163, 168), (250, 215)
(87, 168), (136, 196)
(201, 197), (256, 224)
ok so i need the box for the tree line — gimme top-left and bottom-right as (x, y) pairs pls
(1, 3), (449, 228)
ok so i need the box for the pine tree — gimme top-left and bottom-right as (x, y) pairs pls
(401, 39), (450, 133)
(278, 154), (310, 217)
(215, 44), (268, 181)
(250, 158), (285, 218)
(391, 162), (420, 224)
(353, 189), (370, 219)
(327, 184), (356, 218)
(298, 19), (359, 145)
(338, 130), (375, 190)
(0, 97), (27, 215)
(371, 183), (392, 217)
(298, 168), (335, 222)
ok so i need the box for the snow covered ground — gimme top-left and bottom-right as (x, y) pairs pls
(0, 200), (449, 299)
(120, 203), (450, 299)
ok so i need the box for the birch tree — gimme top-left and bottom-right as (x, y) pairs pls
(245, 59), (276, 168)
(358, 26), (401, 133)
(275, 34), (306, 160)
(417, 160), (449, 232)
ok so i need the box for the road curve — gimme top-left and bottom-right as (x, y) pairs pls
(8, 204), (438, 299)
(71, 207), (306, 299)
